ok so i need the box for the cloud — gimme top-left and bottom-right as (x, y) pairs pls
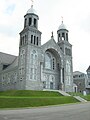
(0, 24), (18, 37)
(78, 15), (90, 33)
(4, 4), (15, 15)
(0, 0), (90, 72)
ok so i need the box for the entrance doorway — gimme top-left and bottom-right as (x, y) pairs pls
(50, 82), (53, 89)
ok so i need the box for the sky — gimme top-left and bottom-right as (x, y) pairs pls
(0, 0), (90, 73)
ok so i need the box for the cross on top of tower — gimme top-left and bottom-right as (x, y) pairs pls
(61, 16), (63, 23)
(51, 31), (54, 39)
(52, 31), (53, 37)
(31, 0), (34, 6)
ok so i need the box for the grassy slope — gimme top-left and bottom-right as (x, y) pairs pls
(0, 90), (63, 97)
(0, 90), (79, 108)
(69, 92), (90, 101)
(82, 95), (90, 101)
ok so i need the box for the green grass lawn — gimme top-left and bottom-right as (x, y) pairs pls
(82, 95), (90, 101)
(0, 90), (63, 97)
(68, 92), (90, 101)
(68, 92), (83, 96)
(0, 90), (79, 108)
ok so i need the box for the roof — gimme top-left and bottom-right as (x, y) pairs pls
(27, 5), (37, 15)
(41, 38), (64, 58)
(0, 52), (17, 65)
(3, 56), (18, 71)
(73, 71), (85, 75)
(58, 21), (67, 30)
(86, 66), (90, 71)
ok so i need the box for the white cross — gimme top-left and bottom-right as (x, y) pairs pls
(31, 0), (34, 5)
(61, 16), (63, 23)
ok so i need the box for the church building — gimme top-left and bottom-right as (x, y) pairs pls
(0, 5), (73, 92)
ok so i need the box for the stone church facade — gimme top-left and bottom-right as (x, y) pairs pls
(0, 5), (73, 92)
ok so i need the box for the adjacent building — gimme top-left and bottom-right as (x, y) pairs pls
(86, 66), (90, 93)
(73, 71), (87, 93)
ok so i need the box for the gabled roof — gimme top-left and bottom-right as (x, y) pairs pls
(41, 38), (64, 58)
(0, 52), (17, 65)
(41, 38), (60, 52)
(73, 71), (85, 75)
(2, 56), (18, 72)
(86, 66), (90, 71)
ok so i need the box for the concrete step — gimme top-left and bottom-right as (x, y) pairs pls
(74, 96), (87, 102)
(43, 89), (71, 96)
(58, 90), (71, 96)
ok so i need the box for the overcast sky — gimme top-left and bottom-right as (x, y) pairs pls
(0, 0), (90, 73)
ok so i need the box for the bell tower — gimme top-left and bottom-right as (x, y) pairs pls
(24, 5), (39, 29)
(18, 4), (42, 90)
(20, 5), (41, 47)
(57, 20), (73, 92)
(57, 21), (68, 42)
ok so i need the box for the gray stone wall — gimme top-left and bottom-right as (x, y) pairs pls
(0, 67), (18, 91)
(73, 79), (86, 93)
(25, 45), (43, 90)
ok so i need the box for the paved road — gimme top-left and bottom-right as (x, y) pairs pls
(0, 102), (90, 120)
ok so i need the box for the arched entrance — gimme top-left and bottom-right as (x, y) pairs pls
(42, 48), (62, 90)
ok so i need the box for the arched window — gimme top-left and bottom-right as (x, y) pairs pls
(20, 49), (25, 65)
(43, 81), (46, 88)
(20, 37), (22, 46)
(23, 36), (24, 45)
(34, 18), (37, 27)
(49, 75), (55, 89)
(45, 53), (52, 69)
(62, 33), (65, 40)
(31, 35), (33, 43)
(37, 37), (38, 46)
(58, 33), (60, 42)
(67, 76), (71, 85)
(25, 35), (27, 44)
(66, 33), (68, 41)
(66, 60), (71, 73)
(29, 18), (32, 26)
(52, 58), (55, 70)
(30, 50), (37, 65)
(45, 52), (56, 70)
(30, 50), (38, 80)
(24, 18), (27, 28)
(31, 54), (33, 64)
(34, 36), (36, 45)
(30, 68), (33, 79)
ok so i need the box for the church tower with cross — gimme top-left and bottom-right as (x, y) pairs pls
(57, 20), (73, 92)
(18, 4), (42, 90)
(0, 2), (73, 92)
